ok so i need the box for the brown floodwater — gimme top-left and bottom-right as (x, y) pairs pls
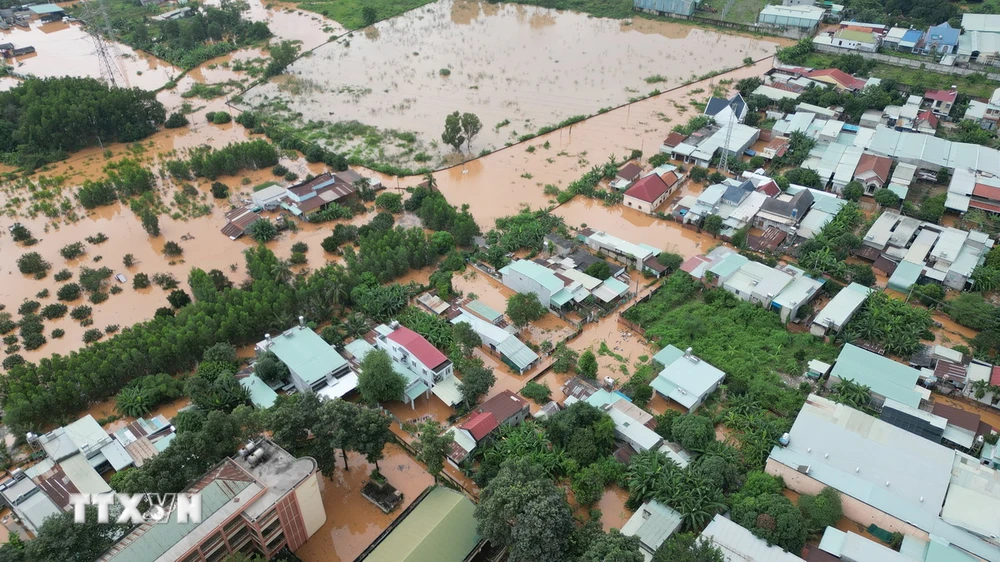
(240, 0), (785, 165)
(296, 444), (434, 562)
(0, 19), (179, 90)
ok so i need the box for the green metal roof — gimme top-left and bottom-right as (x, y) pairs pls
(652, 344), (685, 368)
(365, 487), (480, 562)
(465, 300), (503, 323)
(239, 374), (278, 409)
(650, 376), (679, 399)
(267, 327), (347, 387)
(405, 381), (430, 402)
(551, 287), (575, 307)
(708, 253), (749, 279)
(887, 260), (923, 292)
(600, 277), (630, 296)
(926, 538), (977, 562)
(495, 335), (539, 371)
(499, 260), (564, 295)
(831, 344), (922, 408)
(108, 479), (254, 562)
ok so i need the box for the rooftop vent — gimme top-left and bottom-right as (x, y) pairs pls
(298, 315), (305, 329)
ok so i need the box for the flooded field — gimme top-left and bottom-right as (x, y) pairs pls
(240, 0), (784, 167)
(0, 20), (179, 90)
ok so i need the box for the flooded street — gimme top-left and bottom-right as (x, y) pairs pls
(241, 0), (785, 166)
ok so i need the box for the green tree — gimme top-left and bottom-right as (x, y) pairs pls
(874, 188), (900, 207)
(19, 506), (128, 562)
(361, 5), (377, 25)
(913, 283), (945, 307)
(831, 378), (871, 410)
(375, 192), (403, 213)
(798, 487), (843, 534)
(268, 393), (339, 476)
(357, 349), (406, 405)
(585, 261), (611, 280)
(571, 463), (607, 506)
(657, 252), (683, 271)
(578, 349), (599, 379)
(475, 458), (575, 562)
(264, 40), (300, 78)
(653, 533), (725, 562)
(672, 414), (715, 452)
(247, 220), (278, 243)
(580, 530), (643, 562)
(460, 112), (482, 154)
(352, 405), (393, 469)
(506, 292), (547, 328)
(702, 215), (723, 236)
(442, 111), (465, 152)
(141, 210), (160, 236)
(458, 360), (496, 408)
(254, 351), (290, 384)
(167, 289), (192, 308)
(842, 181), (864, 202)
(415, 420), (454, 480)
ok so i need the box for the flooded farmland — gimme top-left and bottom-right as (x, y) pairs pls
(240, 0), (785, 167)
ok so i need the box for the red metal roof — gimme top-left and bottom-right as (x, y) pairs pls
(662, 132), (688, 148)
(917, 110), (938, 129)
(387, 326), (449, 370)
(805, 68), (868, 90)
(624, 174), (670, 204)
(973, 182), (1000, 202)
(970, 200), (1000, 214)
(679, 255), (709, 274)
(461, 412), (499, 441)
(924, 89), (957, 103)
(756, 180), (781, 197)
(478, 390), (528, 425)
(991, 366), (1000, 386)
(931, 402), (980, 432)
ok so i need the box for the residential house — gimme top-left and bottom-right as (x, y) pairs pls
(959, 14), (1000, 65)
(920, 22), (960, 55)
(359, 487), (481, 562)
(220, 207), (262, 240)
(914, 110), (938, 135)
(0, 474), (61, 534)
(815, 28), (880, 52)
(810, 283), (873, 337)
(659, 132), (688, 154)
(251, 184), (287, 210)
(632, 0), (701, 17)
(578, 230), (665, 276)
(767, 395), (1000, 562)
(970, 176), (1000, 214)
(445, 426), (477, 467)
(670, 123), (760, 167)
(477, 390), (529, 427)
(793, 188), (847, 239)
(605, 401), (662, 453)
(758, 4), (825, 31)
(612, 162), (643, 190)
(499, 259), (572, 310)
(344, 337), (430, 409)
(924, 89), (957, 117)
(282, 172), (357, 219)
(800, 68), (869, 92)
(450, 310), (539, 374)
(853, 153), (894, 194)
(883, 27), (920, 51)
(621, 500), (683, 562)
(704, 93), (748, 124)
(461, 412), (499, 443)
(544, 233), (576, 256)
(754, 188), (813, 232)
(650, 345), (726, 413)
(828, 344), (926, 409)
(102, 440), (326, 562)
(255, 321), (355, 396)
(375, 323), (461, 406)
(932, 402), (991, 452)
(964, 87), (1000, 131)
(623, 172), (677, 214)
(112, 415), (176, 468)
(700, 514), (805, 562)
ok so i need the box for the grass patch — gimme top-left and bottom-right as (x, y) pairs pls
(297, 0), (436, 29)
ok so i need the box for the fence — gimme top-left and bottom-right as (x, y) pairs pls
(812, 43), (1000, 81)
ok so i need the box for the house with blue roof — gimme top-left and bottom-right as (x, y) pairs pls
(920, 22), (960, 55)
(704, 93), (748, 124)
(650, 345), (725, 413)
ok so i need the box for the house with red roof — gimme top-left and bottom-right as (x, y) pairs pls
(623, 173), (678, 214)
(477, 390), (529, 428)
(802, 68), (869, 91)
(853, 153), (894, 194)
(660, 132), (688, 153)
(970, 180), (1000, 214)
(923, 88), (957, 116)
(374, 322), (460, 407)
(915, 110), (938, 135)
(461, 412), (499, 442)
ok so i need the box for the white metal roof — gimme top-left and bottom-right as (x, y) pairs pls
(813, 283), (872, 330)
(701, 515), (805, 562)
(903, 228), (939, 264)
(607, 407), (663, 452)
(863, 212), (901, 249)
(931, 228), (969, 262)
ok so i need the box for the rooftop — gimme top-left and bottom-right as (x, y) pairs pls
(500, 259), (565, 295)
(812, 283), (872, 330)
(461, 412), (499, 441)
(477, 390), (528, 424)
(361, 487), (481, 562)
(38, 414), (112, 462)
(258, 325), (348, 387)
(701, 514), (805, 562)
(830, 344), (923, 408)
(239, 374), (278, 409)
(624, 173), (671, 204)
(651, 345), (726, 410)
(620, 500), (682, 553)
(387, 325), (449, 370)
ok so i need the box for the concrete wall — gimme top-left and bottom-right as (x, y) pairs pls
(294, 472), (327, 542)
(501, 271), (553, 309)
(766, 459), (930, 538)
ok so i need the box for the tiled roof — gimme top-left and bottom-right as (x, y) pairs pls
(931, 403), (980, 432)
(461, 412), (498, 441)
(804, 68), (868, 90)
(663, 132), (688, 147)
(924, 89), (958, 103)
(617, 162), (642, 180)
(387, 326), (449, 370)
(624, 174), (671, 203)
(757, 179), (781, 196)
(854, 153), (893, 183)
(477, 390), (527, 424)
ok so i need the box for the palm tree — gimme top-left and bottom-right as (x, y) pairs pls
(971, 379), (990, 399)
(423, 172), (437, 192)
(345, 313), (368, 338)
(116, 386), (152, 418)
(269, 259), (293, 285)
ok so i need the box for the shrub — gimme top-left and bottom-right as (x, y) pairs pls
(291, 241), (308, 254)
(11, 224), (33, 243)
(272, 164), (288, 177)
(105, 324), (120, 334)
(78, 266), (112, 292)
(54, 269), (72, 282)
(17, 252), (50, 275)
(35, 288), (49, 299)
(89, 291), (109, 304)
(70, 305), (93, 321)
(60, 242), (86, 260)
(41, 303), (68, 319)
(212, 112), (232, 124)
(51, 328), (65, 338)
(22, 333), (45, 350)
(375, 192), (403, 213)
(289, 252), (307, 265)
(17, 301), (40, 315)
(57, 283), (82, 301)
(83, 329), (104, 344)
(520, 382), (551, 404)
(109, 285), (123, 295)
(210, 182), (229, 199)
(163, 241), (184, 256)
(123, 254), (135, 267)
(85, 233), (108, 244)
(284, 171), (299, 181)
(167, 289), (191, 308)
(164, 112), (189, 129)
(133, 273), (151, 289)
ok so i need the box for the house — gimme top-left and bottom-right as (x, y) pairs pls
(111, 415), (175, 468)
(632, 0), (701, 17)
(802, 68), (869, 92)
(754, 188), (813, 232)
(758, 4), (825, 31)
(704, 93), (748, 124)
(623, 173), (677, 214)
(650, 345), (726, 413)
(359, 487), (481, 562)
(26, 3), (64, 21)
(767, 395), (1000, 562)
(499, 259), (573, 310)
(920, 22), (960, 55)
(0, 474), (61, 534)
(700, 515), (806, 562)
(612, 162), (643, 190)
(282, 172), (360, 219)
(450, 310), (539, 374)
(932, 402), (991, 452)
(445, 427), (477, 467)
(461, 412), (499, 442)
(970, 176), (1000, 215)
(605, 403), (663, 452)
(659, 132), (688, 154)
(671, 123), (760, 167)
(376, 323), (460, 405)
(914, 110), (938, 135)
(544, 233), (576, 256)
(793, 189), (846, 239)
(579, 230), (664, 276)
(964, 87), (1000, 131)
(815, 28), (880, 52)
(810, 283), (873, 337)
(828, 344), (925, 409)
(853, 154), (894, 194)
(924, 89), (957, 117)
(220, 206), (262, 240)
(256, 321), (354, 396)
(477, 390), (529, 427)
(239, 374), (279, 409)
(345, 338), (432, 409)
(882, 27), (908, 50)
(102, 440), (326, 561)
(959, 14), (1000, 65)
(621, 500), (683, 561)
(251, 184), (286, 210)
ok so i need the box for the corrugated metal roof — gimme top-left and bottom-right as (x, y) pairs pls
(260, 327), (348, 386)
(465, 300), (502, 323)
(702, 515), (805, 561)
(365, 487), (480, 562)
(495, 335), (539, 371)
(499, 260), (564, 295)
(620, 500), (682, 552)
(431, 374), (463, 406)
(831, 344), (922, 407)
(239, 374), (278, 409)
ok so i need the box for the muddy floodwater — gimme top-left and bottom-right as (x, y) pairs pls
(241, 0), (784, 166)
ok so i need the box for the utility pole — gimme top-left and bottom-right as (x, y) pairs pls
(80, 0), (127, 88)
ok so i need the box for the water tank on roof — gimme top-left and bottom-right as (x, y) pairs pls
(779, 432), (790, 446)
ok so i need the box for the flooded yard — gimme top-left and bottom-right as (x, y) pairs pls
(240, 0), (784, 168)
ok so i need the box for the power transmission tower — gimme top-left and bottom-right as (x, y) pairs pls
(718, 108), (735, 175)
(79, 0), (128, 88)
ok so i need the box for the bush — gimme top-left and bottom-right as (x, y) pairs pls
(18, 301), (40, 315)
(247, 220), (278, 243)
(83, 329), (104, 344)
(133, 273), (151, 289)
(291, 241), (308, 254)
(289, 252), (307, 265)
(57, 283), (82, 301)
(70, 305), (93, 321)
(41, 303), (68, 319)
(163, 241), (184, 256)
(60, 242), (86, 260)
(272, 164), (288, 177)
(51, 328), (65, 338)
(375, 192), (403, 213)
(164, 112), (189, 129)
(210, 182), (229, 199)
(54, 269), (72, 282)
(89, 291), (109, 304)
(17, 252), (50, 275)
(520, 382), (551, 404)
(167, 289), (192, 309)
